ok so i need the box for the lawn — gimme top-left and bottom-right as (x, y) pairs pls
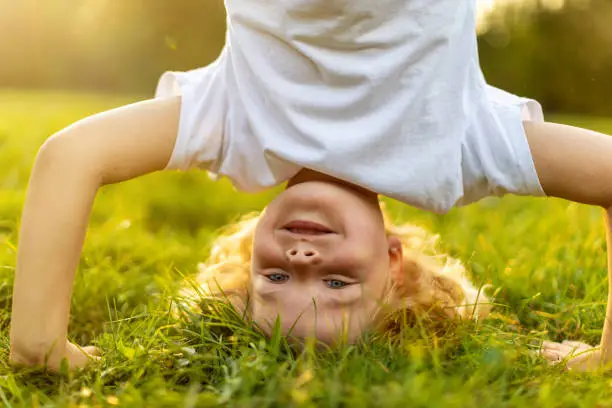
(1, 90), (612, 407)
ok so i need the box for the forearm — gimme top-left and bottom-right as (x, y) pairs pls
(10, 137), (101, 362)
(600, 208), (612, 360)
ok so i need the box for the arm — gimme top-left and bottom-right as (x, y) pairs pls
(9, 96), (181, 371)
(524, 121), (612, 371)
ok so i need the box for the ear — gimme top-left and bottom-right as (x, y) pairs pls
(387, 235), (404, 287)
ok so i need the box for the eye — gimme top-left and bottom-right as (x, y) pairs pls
(266, 273), (290, 284)
(324, 279), (350, 289)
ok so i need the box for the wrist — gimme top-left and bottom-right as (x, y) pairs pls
(9, 337), (67, 367)
(600, 343), (612, 363)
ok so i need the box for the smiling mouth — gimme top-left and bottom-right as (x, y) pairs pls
(282, 220), (335, 235)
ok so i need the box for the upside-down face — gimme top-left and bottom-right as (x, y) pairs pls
(250, 171), (404, 344)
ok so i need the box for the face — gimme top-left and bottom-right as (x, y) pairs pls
(250, 177), (403, 345)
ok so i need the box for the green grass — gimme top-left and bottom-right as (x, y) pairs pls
(1, 91), (612, 407)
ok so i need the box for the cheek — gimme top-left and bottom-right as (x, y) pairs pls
(334, 252), (391, 299)
(342, 225), (389, 262)
(334, 243), (390, 278)
(342, 200), (386, 237)
(252, 231), (283, 270)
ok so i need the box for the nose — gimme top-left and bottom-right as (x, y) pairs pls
(286, 246), (322, 265)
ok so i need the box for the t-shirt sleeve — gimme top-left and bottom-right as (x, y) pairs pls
(155, 63), (227, 174)
(457, 85), (546, 207)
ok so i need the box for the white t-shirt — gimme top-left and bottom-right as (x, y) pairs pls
(156, 0), (545, 213)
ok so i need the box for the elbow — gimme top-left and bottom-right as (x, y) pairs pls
(34, 128), (103, 187)
(37, 129), (80, 167)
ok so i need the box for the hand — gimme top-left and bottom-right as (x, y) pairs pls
(540, 340), (609, 372)
(10, 340), (101, 373)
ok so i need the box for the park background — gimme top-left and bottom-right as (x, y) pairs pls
(0, 0), (611, 115)
(2, 0), (612, 407)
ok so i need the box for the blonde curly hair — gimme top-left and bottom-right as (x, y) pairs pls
(181, 204), (491, 336)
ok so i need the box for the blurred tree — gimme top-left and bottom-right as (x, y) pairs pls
(0, 0), (226, 93)
(479, 0), (612, 115)
(0, 0), (610, 115)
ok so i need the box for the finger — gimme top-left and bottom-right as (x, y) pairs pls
(83, 346), (102, 357)
(539, 347), (559, 358)
(542, 342), (581, 355)
(561, 341), (591, 349)
(541, 341), (565, 351)
(68, 354), (100, 370)
(542, 341), (562, 349)
(66, 343), (102, 370)
(540, 349), (563, 364)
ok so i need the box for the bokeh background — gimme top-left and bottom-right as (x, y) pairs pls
(2, 2), (612, 405)
(1, 0), (611, 115)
